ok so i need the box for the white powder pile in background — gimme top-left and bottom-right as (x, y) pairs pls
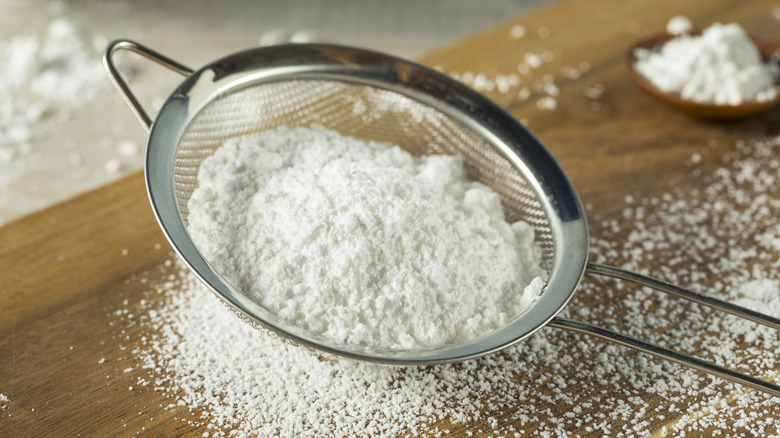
(126, 133), (780, 437)
(0, 17), (144, 225)
(186, 125), (545, 349)
(0, 18), (106, 164)
(632, 20), (779, 105)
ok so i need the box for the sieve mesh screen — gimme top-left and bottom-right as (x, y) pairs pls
(173, 79), (555, 270)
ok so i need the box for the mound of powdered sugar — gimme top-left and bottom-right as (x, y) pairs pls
(186, 125), (545, 349)
(632, 21), (779, 105)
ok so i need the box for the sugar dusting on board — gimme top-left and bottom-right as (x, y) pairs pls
(186, 125), (545, 349)
(122, 134), (780, 437)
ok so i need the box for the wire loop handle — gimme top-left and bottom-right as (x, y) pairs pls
(102, 39), (193, 132)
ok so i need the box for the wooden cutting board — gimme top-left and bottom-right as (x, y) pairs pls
(2, 0), (779, 436)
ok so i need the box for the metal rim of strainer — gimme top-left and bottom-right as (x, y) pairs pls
(104, 39), (590, 365)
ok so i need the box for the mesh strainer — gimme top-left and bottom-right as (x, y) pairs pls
(104, 39), (780, 397)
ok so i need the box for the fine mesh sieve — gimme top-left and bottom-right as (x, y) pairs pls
(105, 39), (780, 397)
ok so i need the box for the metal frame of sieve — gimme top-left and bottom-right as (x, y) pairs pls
(105, 39), (780, 398)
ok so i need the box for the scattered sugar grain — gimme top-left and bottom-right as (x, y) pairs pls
(583, 83), (605, 100)
(69, 152), (82, 166)
(118, 140), (139, 157)
(536, 96), (558, 110)
(105, 159), (121, 174)
(524, 52), (543, 69)
(542, 82), (559, 97)
(518, 87), (531, 100)
(288, 30), (318, 44)
(509, 25), (526, 39)
(517, 63), (531, 75)
(666, 16), (693, 35)
(561, 66), (581, 80)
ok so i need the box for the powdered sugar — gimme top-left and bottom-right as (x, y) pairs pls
(126, 133), (780, 437)
(632, 21), (779, 105)
(186, 125), (545, 349)
(0, 17), (147, 225)
(0, 19), (106, 162)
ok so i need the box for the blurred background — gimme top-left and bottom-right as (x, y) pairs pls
(0, 0), (555, 225)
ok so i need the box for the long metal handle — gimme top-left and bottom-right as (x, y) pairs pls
(549, 317), (780, 397)
(586, 262), (780, 330)
(102, 39), (194, 132)
(555, 262), (780, 397)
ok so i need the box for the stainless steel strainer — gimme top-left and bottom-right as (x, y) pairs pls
(104, 39), (780, 397)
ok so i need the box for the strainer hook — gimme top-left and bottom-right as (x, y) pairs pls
(103, 39), (194, 132)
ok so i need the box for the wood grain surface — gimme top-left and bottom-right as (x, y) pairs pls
(2, 0), (780, 436)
